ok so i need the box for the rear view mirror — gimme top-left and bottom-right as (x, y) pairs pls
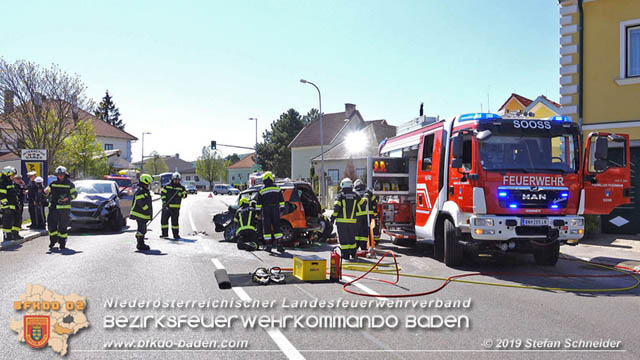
(451, 135), (464, 158)
(608, 134), (625, 143)
(594, 159), (608, 172)
(594, 137), (608, 160)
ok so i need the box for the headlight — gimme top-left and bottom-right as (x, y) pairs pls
(474, 218), (494, 227)
(571, 218), (584, 227)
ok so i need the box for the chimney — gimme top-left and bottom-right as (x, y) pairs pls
(175, 153), (180, 159)
(3, 90), (14, 114)
(345, 103), (356, 119)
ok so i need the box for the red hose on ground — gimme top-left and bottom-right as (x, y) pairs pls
(342, 250), (639, 298)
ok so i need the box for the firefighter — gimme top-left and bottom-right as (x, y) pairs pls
(130, 174), (153, 251)
(160, 172), (187, 239)
(0, 166), (19, 241)
(46, 166), (77, 249)
(33, 176), (47, 229)
(331, 178), (360, 260)
(13, 174), (27, 240)
(354, 179), (379, 251)
(234, 198), (259, 251)
(27, 171), (41, 229)
(256, 171), (285, 253)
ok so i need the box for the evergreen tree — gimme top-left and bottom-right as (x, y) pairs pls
(256, 109), (306, 178)
(94, 90), (125, 129)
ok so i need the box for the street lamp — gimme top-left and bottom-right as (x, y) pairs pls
(141, 132), (151, 172)
(300, 79), (325, 205)
(248, 117), (258, 150)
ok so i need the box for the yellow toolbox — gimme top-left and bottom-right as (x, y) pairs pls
(293, 255), (327, 281)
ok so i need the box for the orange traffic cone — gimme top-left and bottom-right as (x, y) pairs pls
(208, 193), (213, 198)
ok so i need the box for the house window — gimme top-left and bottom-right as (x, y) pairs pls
(232, 176), (235, 181)
(327, 169), (339, 185)
(186, 176), (191, 181)
(195, 176), (199, 182)
(627, 25), (640, 77)
(104, 144), (113, 150)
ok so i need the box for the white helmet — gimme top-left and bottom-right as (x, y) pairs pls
(354, 179), (363, 188)
(172, 172), (181, 180)
(340, 178), (353, 189)
(35, 176), (44, 184)
(55, 166), (68, 175)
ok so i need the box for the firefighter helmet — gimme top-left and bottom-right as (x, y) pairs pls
(55, 166), (68, 175)
(239, 197), (250, 206)
(2, 166), (13, 176)
(262, 171), (274, 181)
(354, 179), (363, 188)
(35, 176), (44, 184)
(139, 174), (153, 185)
(172, 172), (181, 180)
(340, 178), (353, 189)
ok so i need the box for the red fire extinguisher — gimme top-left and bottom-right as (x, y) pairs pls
(329, 249), (342, 281)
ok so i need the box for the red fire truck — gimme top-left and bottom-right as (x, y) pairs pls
(369, 113), (631, 266)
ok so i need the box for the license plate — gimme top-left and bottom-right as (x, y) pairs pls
(522, 218), (548, 226)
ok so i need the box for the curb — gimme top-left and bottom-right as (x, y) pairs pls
(0, 230), (49, 251)
(574, 255), (640, 273)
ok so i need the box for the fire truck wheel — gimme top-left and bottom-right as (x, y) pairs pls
(533, 241), (560, 266)
(443, 218), (463, 266)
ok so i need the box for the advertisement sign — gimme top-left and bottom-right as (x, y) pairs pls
(20, 149), (48, 185)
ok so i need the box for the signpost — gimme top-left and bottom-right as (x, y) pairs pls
(21, 149), (48, 185)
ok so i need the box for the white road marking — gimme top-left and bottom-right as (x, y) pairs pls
(352, 282), (389, 302)
(202, 201), (304, 360)
(209, 258), (304, 360)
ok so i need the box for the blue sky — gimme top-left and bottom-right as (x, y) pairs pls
(2, 0), (561, 161)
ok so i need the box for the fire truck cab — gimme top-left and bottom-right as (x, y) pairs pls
(371, 113), (631, 266)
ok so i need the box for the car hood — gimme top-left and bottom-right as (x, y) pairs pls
(72, 193), (115, 204)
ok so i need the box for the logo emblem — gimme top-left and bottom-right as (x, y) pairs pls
(24, 316), (50, 348)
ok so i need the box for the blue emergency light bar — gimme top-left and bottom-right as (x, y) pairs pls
(550, 204), (559, 209)
(498, 191), (508, 198)
(508, 203), (518, 209)
(545, 116), (572, 122)
(458, 113), (502, 122)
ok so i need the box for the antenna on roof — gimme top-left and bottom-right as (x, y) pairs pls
(419, 102), (424, 117)
(487, 86), (491, 113)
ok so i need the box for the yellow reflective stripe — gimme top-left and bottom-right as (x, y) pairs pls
(7, 205), (16, 210)
(12, 226), (21, 231)
(340, 243), (357, 249)
(58, 233), (68, 238)
(70, 188), (77, 193)
(130, 211), (150, 220)
(142, 205), (149, 210)
(56, 205), (71, 209)
(169, 204), (181, 208)
(6, 185), (14, 188)
(236, 225), (256, 234)
(171, 225), (179, 229)
(255, 204), (262, 209)
(355, 236), (368, 241)
(161, 224), (169, 229)
(0, 189), (6, 193)
(135, 194), (146, 200)
(2, 229), (11, 233)
(350, 199), (356, 219)
(336, 218), (357, 224)
(279, 202), (285, 206)
(51, 183), (70, 188)
(356, 211), (367, 216)
(342, 200), (347, 219)
(49, 231), (59, 236)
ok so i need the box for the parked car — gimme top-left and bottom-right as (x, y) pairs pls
(186, 185), (197, 194)
(213, 181), (332, 246)
(213, 184), (240, 195)
(70, 180), (132, 231)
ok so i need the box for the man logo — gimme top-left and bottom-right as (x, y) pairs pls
(24, 315), (50, 348)
(522, 193), (546, 201)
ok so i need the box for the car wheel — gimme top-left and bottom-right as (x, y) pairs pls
(317, 217), (333, 242)
(108, 211), (124, 232)
(280, 222), (294, 243)
(214, 191), (218, 195)
(224, 223), (238, 242)
(443, 218), (463, 266)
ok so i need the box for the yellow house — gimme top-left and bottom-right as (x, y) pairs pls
(497, 93), (561, 118)
(559, 0), (640, 234)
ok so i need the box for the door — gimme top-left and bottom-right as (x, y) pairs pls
(415, 129), (443, 227)
(602, 146), (639, 234)
(582, 132), (631, 215)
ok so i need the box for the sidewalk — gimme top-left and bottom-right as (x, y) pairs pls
(1, 195), (161, 250)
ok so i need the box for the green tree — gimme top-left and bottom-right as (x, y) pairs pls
(57, 120), (109, 178)
(225, 153), (241, 164)
(196, 146), (225, 190)
(0, 58), (93, 167)
(94, 90), (125, 130)
(303, 108), (322, 125)
(256, 108), (306, 178)
(143, 151), (169, 175)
